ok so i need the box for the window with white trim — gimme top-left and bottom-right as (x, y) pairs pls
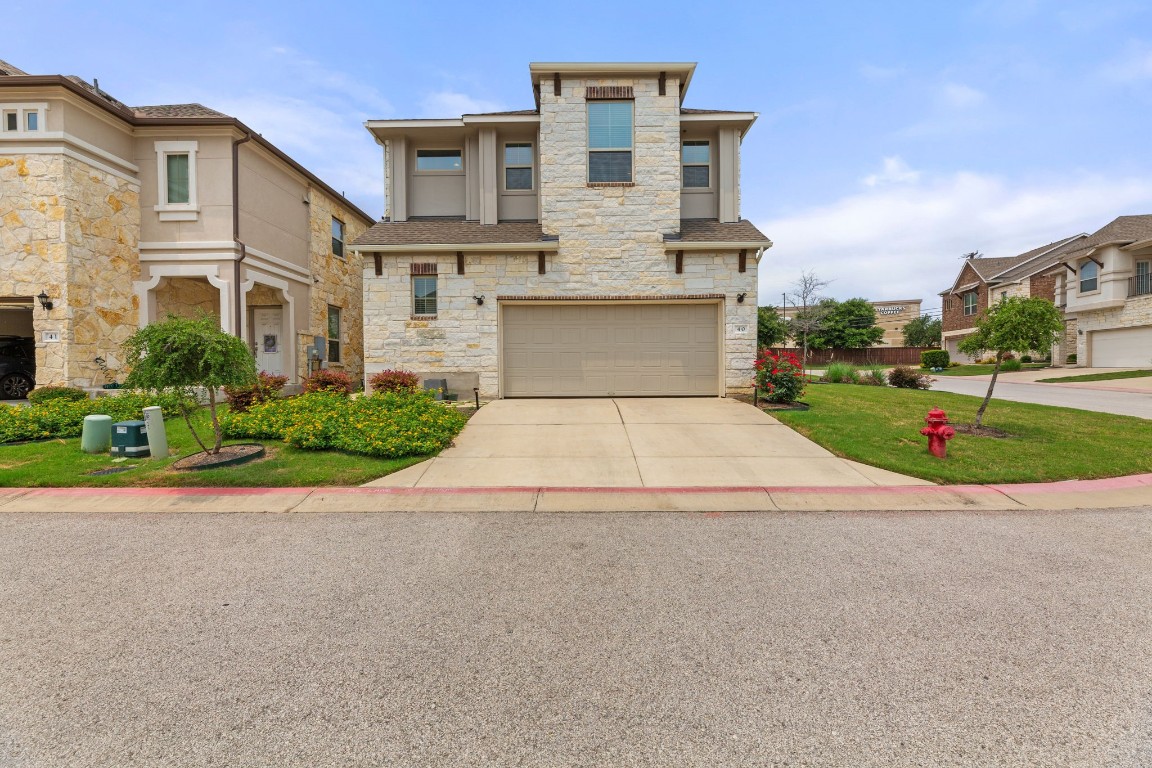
(1, 103), (47, 136)
(682, 140), (710, 188)
(415, 149), (462, 172)
(413, 275), (437, 316)
(1079, 260), (1098, 293)
(327, 305), (342, 363)
(962, 291), (978, 316)
(154, 140), (199, 221)
(504, 142), (533, 190)
(587, 101), (633, 183)
(1135, 260), (1150, 296)
(331, 217), (345, 258)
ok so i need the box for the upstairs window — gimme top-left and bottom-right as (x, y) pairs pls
(588, 101), (633, 183)
(504, 143), (533, 191)
(2, 103), (47, 136)
(331, 217), (345, 258)
(165, 154), (190, 204)
(1135, 260), (1150, 296)
(154, 140), (199, 220)
(1079, 261), (1098, 293)
(327, 305), (342, 363)
(416, 149), (462, 172)
(682, 140), (710, 188)
(962, 291), (978, 316)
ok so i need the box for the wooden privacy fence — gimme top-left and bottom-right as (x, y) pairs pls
(776, 347), (935, 366)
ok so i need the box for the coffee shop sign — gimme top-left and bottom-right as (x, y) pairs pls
(876, 306), (906, 315)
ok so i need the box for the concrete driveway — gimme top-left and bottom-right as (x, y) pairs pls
(370, 398), (930, 488)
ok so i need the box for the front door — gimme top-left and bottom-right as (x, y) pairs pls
(253, 307), (283, 375)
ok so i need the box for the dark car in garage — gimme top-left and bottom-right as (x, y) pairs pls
(0, 336), (35, 399)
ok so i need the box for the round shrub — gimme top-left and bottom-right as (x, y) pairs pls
(369, 369), (420, 394)
(302, 369), (354, 395)
(919, 350), (950, 370)
(888, 366), (933, 390)
(1020, 355), (1033, 364)
(27, 386), (88, 405)
(1066, 353), (1077, 364)
(223, 371), (289, 413)
(754, 349), (806, 403)
(1000, 358), (1023, 372)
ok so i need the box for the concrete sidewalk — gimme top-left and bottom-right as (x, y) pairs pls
(366, 397), (930, 489)
(2, 473), (1150, 513)
(931, 376), (1152, 419)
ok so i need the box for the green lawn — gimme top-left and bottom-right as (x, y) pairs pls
(774, 385), (1152, 485)
(930, 363), (1050, 376)
(0, 408), (426, 488)
(1037, 369), (1152, 383)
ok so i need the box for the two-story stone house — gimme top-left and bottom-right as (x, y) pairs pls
(1050, 215), (1152, 367)
(0, 58), (373, 395)
(352, 62), (772, 398)
(939, 234), (1087, 363)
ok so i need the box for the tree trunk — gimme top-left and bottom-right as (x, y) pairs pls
(973, 352), (1003, 429)
(208, 387), (223, 455)
(181, 400), (210, 455)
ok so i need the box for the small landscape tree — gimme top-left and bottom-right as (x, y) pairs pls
(957, 297), (1064, 428)
(903, 314), (942, 347)
(757, 305), (788, 349)
(786, 270), (832, 365)
(807, 298), (885, 350)
(122, 313), (258, 455)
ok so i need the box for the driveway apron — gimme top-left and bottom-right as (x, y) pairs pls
(368, 398), (930, 488)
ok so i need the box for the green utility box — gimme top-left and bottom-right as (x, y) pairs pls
(111, 420), (150, 458)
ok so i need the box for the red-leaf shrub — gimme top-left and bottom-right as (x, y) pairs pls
(223, 371), (289, 413)
(888, 366), (933, 390)
(302, 369), (354, 395)
(369, 369), (420, 394)
(753, 349), (807, 404)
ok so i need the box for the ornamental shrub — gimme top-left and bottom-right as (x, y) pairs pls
(222, 389), (467, 458)
(223, 371), (289, 413)
(753, 349), (807, 404)
(303, 369), (354, 395)
(823, 362), (860, 384)
(860, 366), (887, 386)
(1066, 353), (1077, 364)
(888, 366), (933, 390)
(27, 386), (89, 405)
(920, 350), (950, 369)
(1001, 358), (1023, 372)
(1020, 355), (1033, 364)
(0, 389), (193, 443)
(369, 369), (420, 394)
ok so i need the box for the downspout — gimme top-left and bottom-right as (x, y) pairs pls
(232, 129), (253, 338)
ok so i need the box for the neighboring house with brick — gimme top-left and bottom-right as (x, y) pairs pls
(352, 61), (772, 398)
(1049, 215), (1152, 367)
(939, 234), (1087, 363)
(0, 58), (373, 396)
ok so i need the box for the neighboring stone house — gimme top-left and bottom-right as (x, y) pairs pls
(0, 59), (373, 393)
(939, 234), (1087, 363)
(352, 62), (772, 398)
(1048, 215), (1152, 367)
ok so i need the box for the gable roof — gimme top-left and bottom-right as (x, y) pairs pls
(943, 233), (1088, 294)
(352, 219), (557, 252)
(0, 59), (28, 76)
(1062, 215), (1152, 259)
(133, 103), (230, 119)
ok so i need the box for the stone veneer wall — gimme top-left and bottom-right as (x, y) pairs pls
(309, 191), (368, 384)
(363, 74), (758, 397)
(0, 153), (139, 387)
(1072, 295), (1152, 365)
(155, 277), (222, 319)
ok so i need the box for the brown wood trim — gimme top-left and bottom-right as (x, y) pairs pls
(553, 73), (561, 96)
(1062, 262), (1078, 274)
(456, 251), (464, 275)
(373, 254), (382, 276)
(410, 262), (437, 275)
(586, 181), (635, 188)
(538, 251), (546, 275)
(497, 294), (725, 302)
(1088, 255), (1104, 267)
(675, 250), (683, 274)
(659, 72), (666, 96)
(586, 85), (634, 100)
(738, 249), (746, 273)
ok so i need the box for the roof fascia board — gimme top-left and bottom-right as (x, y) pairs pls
(1120, 237), (1152, 251)
(664, 240), (773, 252)
(461, 114), (540, 125)
(366, 119), (466, 130)
(355, 242), (560, 254)
(529, 61), (696, 101)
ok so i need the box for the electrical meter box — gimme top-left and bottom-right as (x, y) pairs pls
(111, 420), (150, 458)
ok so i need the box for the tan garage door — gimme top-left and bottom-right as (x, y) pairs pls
(1090, 326), (1152, 367)
(502, 303), (720, 397)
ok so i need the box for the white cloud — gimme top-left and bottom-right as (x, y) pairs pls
(419, 91), (505, 117)
(753, 170), (1152, 311)
(940, 82), (986, 109)
(862, 156), (920, 187)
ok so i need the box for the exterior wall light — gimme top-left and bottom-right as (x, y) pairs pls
(474, 295), (485, 306)
(736, 292), (747, 304)
(37, 291), (53, 310)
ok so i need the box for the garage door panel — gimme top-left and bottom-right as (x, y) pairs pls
(503, 303), (720, 397)
(1091, 326), (1152, 367)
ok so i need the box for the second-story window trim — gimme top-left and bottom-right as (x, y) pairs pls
(154, 140), (199, 221)
(1079, 260), (1099, 294)
(0, 102), (47, 137)
(331, 217), (345, 259)
(415, 148), (463, 174)
(587, 100), (633, 185)
(962, 291), (978, 316)
(503, 142), (534, 192)
(682, 140), (711, 190)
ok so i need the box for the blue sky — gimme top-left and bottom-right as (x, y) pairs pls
(7, 0), (1152, 311)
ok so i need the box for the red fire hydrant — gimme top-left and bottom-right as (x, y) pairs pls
(920, 407), (955, 459)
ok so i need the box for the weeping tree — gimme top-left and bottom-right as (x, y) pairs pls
(957, 297), (1064, 428)
(122, 313), (257, 455)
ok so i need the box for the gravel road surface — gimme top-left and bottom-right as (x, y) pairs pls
(1, 508), (1150, 767)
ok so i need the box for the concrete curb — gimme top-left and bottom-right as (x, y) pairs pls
(0, 474), (1150, 513)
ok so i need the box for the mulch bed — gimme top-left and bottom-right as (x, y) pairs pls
(731, 393), (811, 412)
(171, 443), (266, 471)
(952, 424), (1014, 438)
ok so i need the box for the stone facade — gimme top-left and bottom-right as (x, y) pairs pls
(0, 153), (140, 387)
(307, 191), (368, 384)
(156, 277), (221, 319)
(1071, 295), (1152, 363)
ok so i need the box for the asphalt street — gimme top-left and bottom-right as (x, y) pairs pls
(929, 377), (1152, 419)
(2, 508), (1151, 767)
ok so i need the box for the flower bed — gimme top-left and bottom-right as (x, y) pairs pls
(222, 390), (467, 458)
(0, 390), (194, 443)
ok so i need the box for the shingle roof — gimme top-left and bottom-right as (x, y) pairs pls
(1064, 215), (1152, 258)
(133, 103), (230, 118)
(62, 75), (134, 113)
(666, 219), (772, 243)
(0, 59), (28, 76)
(352, 219), (551, 247)
(990, 234), (1087, 283)
(963, 256), (1023, 280)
